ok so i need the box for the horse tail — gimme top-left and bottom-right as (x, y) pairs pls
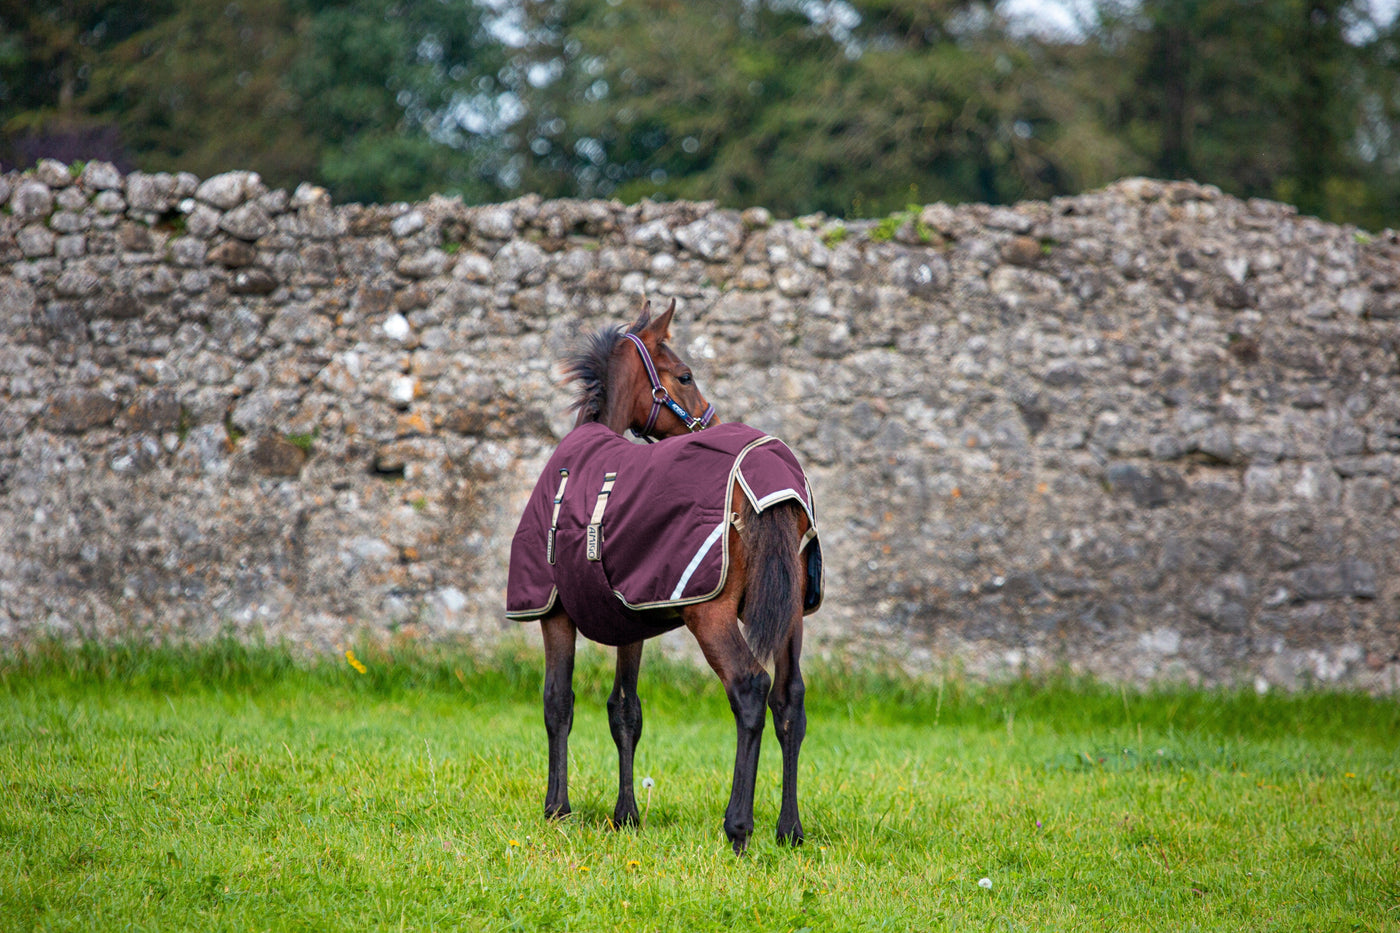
(738, 497), (804, 665)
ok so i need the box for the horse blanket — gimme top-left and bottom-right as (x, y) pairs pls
(506, 422), (821, 646)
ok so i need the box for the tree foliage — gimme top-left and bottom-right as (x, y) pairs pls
(0, 0), (173, 166)
(497, 0), (1136, 215)
(1093, 0), (1398, 227)
(286, 0), (506, 203)
(1, 0), (1396, 226)
(80, 0), (314, 183)
(1, 0), (503, 203)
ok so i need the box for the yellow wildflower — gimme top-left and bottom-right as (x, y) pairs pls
(345, 650), (367, 674)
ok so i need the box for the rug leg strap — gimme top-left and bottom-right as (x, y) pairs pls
(586, 471), (617, 562)
(547, 469), (569, 565)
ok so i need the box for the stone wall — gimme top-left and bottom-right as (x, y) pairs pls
(2, 159), (1398, 690)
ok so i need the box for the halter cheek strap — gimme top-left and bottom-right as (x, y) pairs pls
(624, 332), (716, 437)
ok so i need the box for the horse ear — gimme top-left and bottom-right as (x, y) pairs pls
(629, 300), (653, 334)
(642, 298), (676, 343)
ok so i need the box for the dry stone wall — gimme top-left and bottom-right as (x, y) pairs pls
(3, 159), (1399, 690)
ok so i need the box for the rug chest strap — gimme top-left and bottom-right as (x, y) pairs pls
(586, 472), (617, 561)
(546, 469), (569, 565)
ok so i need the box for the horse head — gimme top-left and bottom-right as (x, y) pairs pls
(564, 298), (718, 440)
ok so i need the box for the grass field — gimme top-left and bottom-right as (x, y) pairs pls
(2, 638), (1397, 932)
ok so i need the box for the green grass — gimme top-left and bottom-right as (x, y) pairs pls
(2, 638), (1397, 932)
(284, 430), (319, 454)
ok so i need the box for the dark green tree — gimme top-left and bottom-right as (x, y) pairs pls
(1350, 8), (1400, 229)
(287, 0), (508, 203)
(0, 0), (172, 166)
(5, 0), (507, 203)
(493, 0), (825, 206)
(79, 0), (316, 184)
(500, 0), (1129, 217)
(3, 0), (1396, 226)
(1093, 0), (1397, 226)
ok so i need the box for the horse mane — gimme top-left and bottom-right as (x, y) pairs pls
(560, 318), (646, 423)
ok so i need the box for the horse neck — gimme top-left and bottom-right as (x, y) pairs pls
(591, 405), (637, 436)
(597, 351), (648, 436)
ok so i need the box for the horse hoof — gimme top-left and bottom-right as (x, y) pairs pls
(545, 803), (572, 821)
(611, 807), (640, 830)
(725, 816), (753, 855)
(777, 824), (804, 847)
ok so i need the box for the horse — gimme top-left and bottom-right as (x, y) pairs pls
(505, 298), (822, 854)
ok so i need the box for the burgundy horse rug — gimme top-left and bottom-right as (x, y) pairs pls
(506, 422), (822, 645)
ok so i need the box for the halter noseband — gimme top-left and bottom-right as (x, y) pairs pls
(624, 332), (716, 437)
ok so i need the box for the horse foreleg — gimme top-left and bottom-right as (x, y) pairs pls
(686, 605), (770, 855)
(769, 613), (806, 845)
(540, 611), (577, 821)
(607, 640), (644, 829)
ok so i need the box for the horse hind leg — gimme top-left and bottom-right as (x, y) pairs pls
(607, 640), (644, 829)
(541, 612), (577, 820)
(684, 599), (770, 855)
(769, 613), (806, 846)
(739, 496), (807, 845)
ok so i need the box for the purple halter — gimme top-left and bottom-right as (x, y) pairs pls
(624, 332), (716, 437)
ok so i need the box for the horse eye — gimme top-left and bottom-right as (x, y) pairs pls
(678, 373), (693, 386)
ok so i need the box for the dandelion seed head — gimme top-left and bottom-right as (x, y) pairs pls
(641, 776), (655, 790)
(978, 877), (993, 889)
